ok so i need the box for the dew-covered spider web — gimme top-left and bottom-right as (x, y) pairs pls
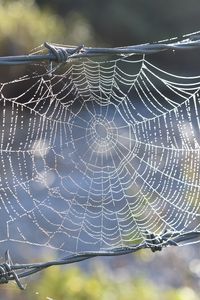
(1, 41), (200, 261)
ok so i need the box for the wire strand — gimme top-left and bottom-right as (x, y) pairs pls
(0, 36), (200, 65)
(0, 230), (199, 289)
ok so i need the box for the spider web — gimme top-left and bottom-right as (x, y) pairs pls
(0, 43), (200, 260)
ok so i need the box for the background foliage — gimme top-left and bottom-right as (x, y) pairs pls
(0, 0), (200, 299)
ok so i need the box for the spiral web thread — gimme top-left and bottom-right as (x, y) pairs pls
(0, 38), (200, 277)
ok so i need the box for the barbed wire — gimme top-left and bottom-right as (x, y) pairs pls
(0, 230), (200, 289)
(0, 34), (200, 66)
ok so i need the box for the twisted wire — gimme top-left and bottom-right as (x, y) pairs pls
(0, 35), (200, 65)
(0, 230), (199, 289)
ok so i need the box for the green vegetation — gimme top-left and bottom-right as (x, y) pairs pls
(0, 0), (95, 56)
(1, 252), (198, 300)
(5, 263), (197, 300)
(0, 0), (65, 54)
(1, 0), (200, 55)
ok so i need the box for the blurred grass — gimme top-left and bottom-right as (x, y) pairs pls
(0, 0), (95, 56)
(1, 248), (199, 300)
(1, 262), (197, 300)
(0, 0), (65, 54)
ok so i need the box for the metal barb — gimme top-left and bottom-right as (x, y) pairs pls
(43, 43), (85, 74)
(145, 230), (164, 252)
(44, 42), (69, 64)
(144, 229), (190, 252)
(44, 42), (85, 64)
(0, 250), (24, 290)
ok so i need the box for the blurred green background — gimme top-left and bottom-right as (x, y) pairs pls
(0, 0), (200, 299)
(1, 0), (200, 53)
